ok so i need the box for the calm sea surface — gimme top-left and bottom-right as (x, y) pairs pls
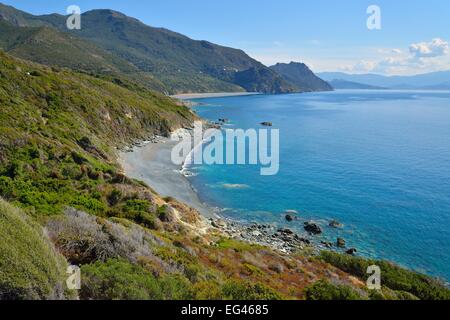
(188, 90), (450, 281)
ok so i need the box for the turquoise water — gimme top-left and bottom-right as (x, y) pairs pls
(188, 90), (450, 281)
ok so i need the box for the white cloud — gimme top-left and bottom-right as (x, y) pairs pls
(343, 38), (450, 75)
(348, 60), (377, 72)
(409, 38), (449, 58)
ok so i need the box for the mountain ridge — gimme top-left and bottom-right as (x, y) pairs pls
(0, 3), (299, 94)
(319, 71), (450, 90)
(270, 62), (332, 92)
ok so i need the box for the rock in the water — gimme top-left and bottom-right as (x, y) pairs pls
(346, 248), (357, 255)
(337, 238), (346, 248)
(329, 220), (343, 228)
(285, 214), (294, 222)
(321, 241), (333, 248)
(304, 222), (323, 235)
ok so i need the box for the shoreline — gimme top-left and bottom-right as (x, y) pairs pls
(118, 127), (334, 255)
(170, 92), (261, 100)
(118, 130), (216, 218)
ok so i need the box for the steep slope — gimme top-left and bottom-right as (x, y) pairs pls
(270, 62), (333, 92)
(0, 50), (449, 301)
(0, 20), (168, 92)
(0, 4), (296, 94)
(0, 199), (69, 300)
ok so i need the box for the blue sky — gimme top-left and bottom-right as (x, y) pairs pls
(3, 0), (450, 75)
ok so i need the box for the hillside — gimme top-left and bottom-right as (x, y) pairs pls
(270, 62), (333, 92)
(0, 51), (449, 300)
(0, 20), (169, 92)
(0, 4), (297, 94)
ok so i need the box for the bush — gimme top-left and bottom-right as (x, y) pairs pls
(80, 259), (193, 300)
(46, 208), (167, 266)
(0, 199), (68, 300)
(222, 280), (282, 300)
(304, 280), (363, 300)
(320, 251), (450, 300)
(118, 199), (159, 229)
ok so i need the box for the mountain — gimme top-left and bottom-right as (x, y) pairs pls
(0, 3), (297, 94)
(0, 20), (168, 92)
(318, 71), (450, 90)
(329, 79), (387, 90)
(1, 50), (448, 301)
(270, 62), (333, 92)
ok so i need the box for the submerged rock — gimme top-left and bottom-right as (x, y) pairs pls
(329, 220), (343, 228)
(321, 241), (333, 248)
(285, 214), (294, 222)
(337, 238), (346, 248)
(346, 248), (357, 255)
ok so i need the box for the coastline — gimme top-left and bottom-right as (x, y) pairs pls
(170, 92), (261, 100)
(118, 131), (216, 218)
(118, 127), (327, 255)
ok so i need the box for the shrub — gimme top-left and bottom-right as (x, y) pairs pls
(0, 199), (68, 300)
(319, 251), (450, 300)
(222, 280), (282, 300)
(304, 280), (363, 300)
(118, 199), (158, 229)
(46, 208), (167, 267)
(80, 259), (193, 300)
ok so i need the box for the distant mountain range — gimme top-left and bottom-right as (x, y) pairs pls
(328, 79), (387, 90)
(319, 71), (450, 90)
(0, 3), (331, 95)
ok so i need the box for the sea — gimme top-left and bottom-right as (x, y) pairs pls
(187, 90), (450, 282)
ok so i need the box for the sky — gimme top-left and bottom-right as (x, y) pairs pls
(3, 0), (450, 75)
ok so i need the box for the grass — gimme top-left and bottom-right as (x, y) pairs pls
(0, 199), (68, 300)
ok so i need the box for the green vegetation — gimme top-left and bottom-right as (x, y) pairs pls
(0, 51), (194, 218)
(81, 259), (193, 300)
(222, 280), (283, 300)
(270, 62), (333, 92)
(304, 280), (363, 300)
(0, 4), (300, 94)
(320, 251), (450, 300)
(0, 199), (68, 300)
(0, 19), (448, 300)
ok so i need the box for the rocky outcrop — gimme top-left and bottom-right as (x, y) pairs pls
(304, 222), (323, 235)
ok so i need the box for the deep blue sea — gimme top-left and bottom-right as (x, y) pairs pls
(188, 90), (450, 281)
